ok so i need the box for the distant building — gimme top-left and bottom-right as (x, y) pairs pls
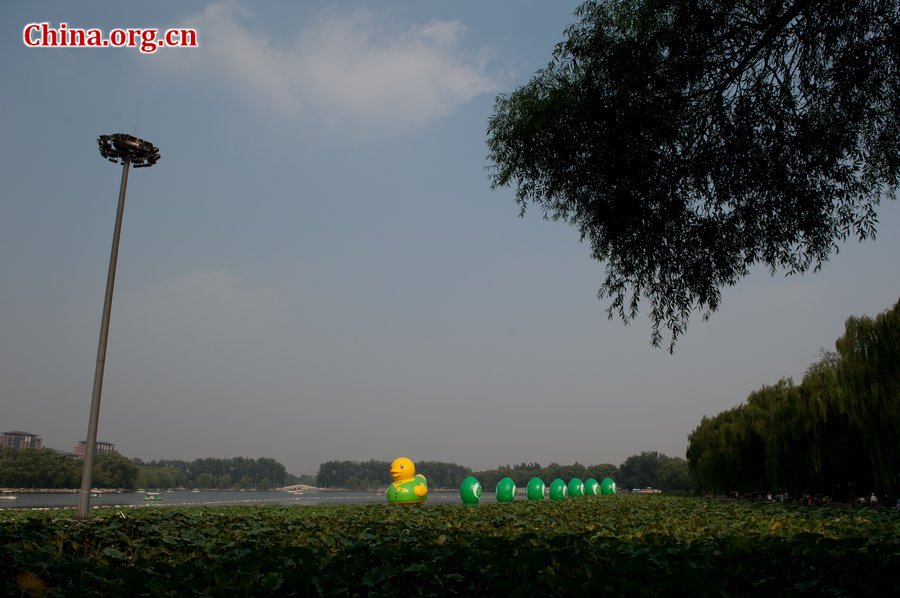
(0, 431), (44, 451)
(74, 440), (118, 458)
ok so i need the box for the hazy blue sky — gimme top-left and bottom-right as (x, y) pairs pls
(2, 1), (898, 477)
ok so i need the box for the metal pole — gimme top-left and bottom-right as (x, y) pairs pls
(76, 160), (131, 520)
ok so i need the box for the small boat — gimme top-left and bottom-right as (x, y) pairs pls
(0, 491), (17, 501)
(143, 492), (162, 501)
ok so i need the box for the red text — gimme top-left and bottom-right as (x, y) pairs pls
(23, 22), (198, 54)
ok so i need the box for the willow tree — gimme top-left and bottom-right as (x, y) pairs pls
(835, 302), (900, 490)
(801, 352), (868, 494)
(687, 406), (763, 493)
(487, 0), (898, 349)
(745, 379), (829, 494)
(687, 300), (900, 495)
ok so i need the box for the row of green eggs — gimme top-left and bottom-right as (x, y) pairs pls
(459, 476), (617, 504)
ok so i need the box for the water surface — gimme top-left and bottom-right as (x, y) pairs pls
(1, 489), (474, 510)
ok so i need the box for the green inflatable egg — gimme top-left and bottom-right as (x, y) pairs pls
(526, 477), (546, 501)
(584, 478), (600, 495)
(549, 478), (568, 501)
(496, 477), (516, 502)
(567, 478), (585, 497)
(600, 477), (617, 495)
(460, 476), (482, 505)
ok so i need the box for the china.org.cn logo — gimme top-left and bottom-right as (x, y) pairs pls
(23, 22), (198, 54)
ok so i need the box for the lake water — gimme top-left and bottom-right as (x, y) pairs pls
(0, 489), (480, 511)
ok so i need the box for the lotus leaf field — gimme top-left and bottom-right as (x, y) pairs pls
(2, 496), (898, 596)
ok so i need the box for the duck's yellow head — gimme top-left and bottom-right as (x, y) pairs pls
(390, 457), (415, 482)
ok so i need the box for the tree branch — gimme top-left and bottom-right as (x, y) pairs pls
(711, 0), (812, 98)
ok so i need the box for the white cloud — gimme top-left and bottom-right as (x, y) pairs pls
(153, 2), (497, 131)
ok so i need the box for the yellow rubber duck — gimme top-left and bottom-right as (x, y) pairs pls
(386, 457), (428, 504)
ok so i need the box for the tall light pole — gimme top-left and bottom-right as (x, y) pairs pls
(76, 134), (160, 520)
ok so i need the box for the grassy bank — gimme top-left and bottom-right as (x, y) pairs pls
(2, 495), (898, 596)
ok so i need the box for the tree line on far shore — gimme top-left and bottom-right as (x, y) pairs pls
(1, 448), (690, 493)
(687, 300), (899, 498)
(0, 450), (137, 489)
(0, 452), (295, 491)
(316, 452), (691, 493)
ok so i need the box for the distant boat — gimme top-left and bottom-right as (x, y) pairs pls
(143, 492), (162, 501)
(0, 491), (17, 501)
(632, 487), (662, 494)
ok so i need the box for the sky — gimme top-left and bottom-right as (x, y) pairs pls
(1, 1), (898, 477)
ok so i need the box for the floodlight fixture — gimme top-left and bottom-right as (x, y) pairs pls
(97, 133), (160, 168)
(76, 133), (160, 520)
